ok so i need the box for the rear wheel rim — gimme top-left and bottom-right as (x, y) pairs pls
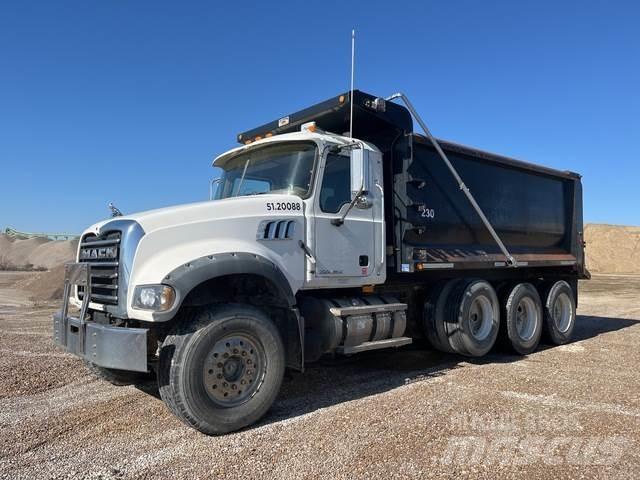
(515, 296), (538, 341)
(553, 292), (573, 333)
(468, 295), (494, 341)
(203, 334), (266, 407)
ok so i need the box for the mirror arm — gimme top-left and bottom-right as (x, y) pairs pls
(209, 178), (222, 200)
(331, 182), (365, 226)
(329, 142), (360, 155)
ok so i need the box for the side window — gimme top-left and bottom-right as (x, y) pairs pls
(320, 154), (350, 213)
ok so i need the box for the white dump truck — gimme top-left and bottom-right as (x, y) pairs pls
(54, 91), (588, 434)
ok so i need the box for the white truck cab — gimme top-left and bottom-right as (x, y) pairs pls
(213, 128), (387, 288)
(71, 127), (386, 322)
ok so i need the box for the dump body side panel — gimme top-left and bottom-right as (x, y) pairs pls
(392, 135), (584, 274)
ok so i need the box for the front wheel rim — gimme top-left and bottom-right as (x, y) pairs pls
(203, 334), (266, 407)
(553, 292), (573, 333)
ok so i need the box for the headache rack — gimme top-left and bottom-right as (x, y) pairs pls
(77, 231), (121, 305)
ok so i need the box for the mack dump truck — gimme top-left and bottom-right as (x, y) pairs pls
(53, 90), (588, 434)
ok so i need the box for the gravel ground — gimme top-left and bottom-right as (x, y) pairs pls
(0, 272), (638, 479)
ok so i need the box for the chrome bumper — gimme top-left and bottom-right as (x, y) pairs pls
(52, 263), (148, 373)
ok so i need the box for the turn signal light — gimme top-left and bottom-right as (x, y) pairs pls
(301, 121), (317, 133)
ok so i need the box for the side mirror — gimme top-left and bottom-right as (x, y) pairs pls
(350, 148), (370, 198)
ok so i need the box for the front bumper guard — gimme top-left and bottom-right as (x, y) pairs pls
(52, 263), (148, 373)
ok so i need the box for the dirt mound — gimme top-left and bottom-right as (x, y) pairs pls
(18, 264), (67, 301)
(584, 223), (640, 274)
(0, 234), (77, 300)
(0, 234), (77, 270)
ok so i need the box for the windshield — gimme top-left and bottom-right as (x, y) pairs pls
(214, 142), (316, 199)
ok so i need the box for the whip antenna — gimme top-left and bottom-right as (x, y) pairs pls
(349, 29), (355, 138)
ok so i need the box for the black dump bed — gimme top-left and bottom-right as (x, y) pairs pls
(238, 90), (587, 278)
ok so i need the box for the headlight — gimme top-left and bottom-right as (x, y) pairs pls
(132, 285), (176, 311)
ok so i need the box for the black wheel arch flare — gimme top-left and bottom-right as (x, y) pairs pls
(152, 252), (296, 322)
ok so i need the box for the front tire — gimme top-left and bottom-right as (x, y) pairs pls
(158, 304), (285, 435)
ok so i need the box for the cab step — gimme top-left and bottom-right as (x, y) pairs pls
(336, 336), (412, 354)
(329, 302), (407, 316)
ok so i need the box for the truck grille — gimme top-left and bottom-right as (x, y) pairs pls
(77, 231), (120, 305)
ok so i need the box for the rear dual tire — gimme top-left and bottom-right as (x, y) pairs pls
(501, 283), (543, 355)
(424, 279), (576, 357)
(542, 280), (576, 345)
(424, 279), (500, 357)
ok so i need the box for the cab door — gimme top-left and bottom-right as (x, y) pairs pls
(306, 148), (383, 287)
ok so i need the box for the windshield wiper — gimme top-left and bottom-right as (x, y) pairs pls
(233, 158), (251, 197)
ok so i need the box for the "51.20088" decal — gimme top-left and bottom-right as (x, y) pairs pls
(266, 202), (302, 212)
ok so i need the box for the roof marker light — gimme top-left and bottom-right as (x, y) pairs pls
(301, 121), (317, 133)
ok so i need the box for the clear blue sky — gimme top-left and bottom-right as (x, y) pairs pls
(1, 0), (638, 233)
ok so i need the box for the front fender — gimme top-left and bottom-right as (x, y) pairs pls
(148, 251), (296, 322)
(123, 195), (306, 321)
